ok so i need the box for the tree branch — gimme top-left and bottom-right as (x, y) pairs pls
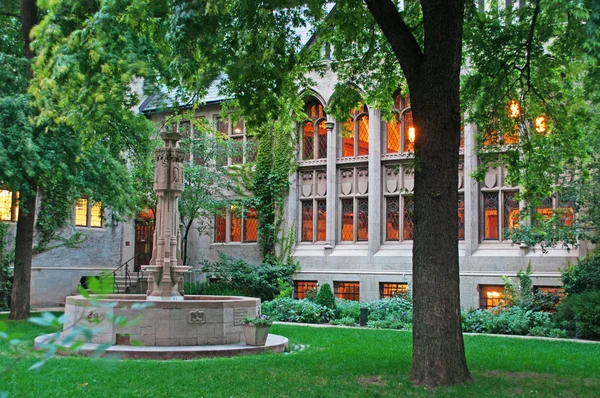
(524, 0), (542, 93)
(363, 0), (423, 84)
(0, 11), (20, 19)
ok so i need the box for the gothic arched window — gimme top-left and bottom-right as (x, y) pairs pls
(302, 100), (327, 160)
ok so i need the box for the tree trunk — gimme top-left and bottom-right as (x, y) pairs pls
(364, 0), (471, 387)
(9, 194), (36, 319)
(9, 0), (38, 320)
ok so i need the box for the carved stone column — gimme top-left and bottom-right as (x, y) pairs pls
(143, 129), (190, 301)
(368, 108), (382, 254)
(325, 116), (337, 251)
(464, 122), (479, 257)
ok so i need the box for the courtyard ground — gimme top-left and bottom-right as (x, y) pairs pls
(1, 316), (599, 397)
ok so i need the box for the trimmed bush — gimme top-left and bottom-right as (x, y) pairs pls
(183, 281), (245, 297)
(314, 283), (336, 311)
(261, 298), (335, 323)
(554, 290), (600, 339)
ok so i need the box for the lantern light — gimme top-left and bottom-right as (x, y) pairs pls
(535, 115), (548, 134)
(508, 100), (521, 119)
(408, 127), (416, 143)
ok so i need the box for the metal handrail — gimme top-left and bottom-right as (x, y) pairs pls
(96, 254), (140, 294)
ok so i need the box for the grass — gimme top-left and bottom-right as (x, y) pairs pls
(1, 316), (599, 397)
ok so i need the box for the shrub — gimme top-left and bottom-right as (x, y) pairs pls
(365, 297), (413, 323)
(183, 281), (245, 296)
(314, 283), (336, 311)
(561, 252), (600, 295)
(336, 299), (361, 322)
(330, 317), (357, 326)
(305, 287), (318, 301)
(554, 290), (600, 339)
(461, 309), (492, 333)
(261, 298), (335, 323)
(367, 319), (406, 330)
(198, 254), (297, 302)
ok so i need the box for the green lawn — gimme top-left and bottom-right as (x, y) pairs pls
(1, 318), (599, 397)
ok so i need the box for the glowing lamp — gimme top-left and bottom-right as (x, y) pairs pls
(508, 100), (521, 119)
(535, 115), (548, 134)
(408, 127), (416, 143)
(233, 127), (242, 134)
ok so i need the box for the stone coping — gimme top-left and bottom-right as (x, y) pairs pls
(34, 333), (288, 360)
(65, 294), (260, 309)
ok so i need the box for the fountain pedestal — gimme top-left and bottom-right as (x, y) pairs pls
(142, 129), (190, 301)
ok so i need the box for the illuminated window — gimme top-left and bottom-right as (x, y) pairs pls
(386, 197), (400, 241)
(214, 206), (258, 244)
(302, 100), (327, 161)
(299, 169), (327, 243)
(536, 197), (575, 227)
(341, 105), (369, 157)
(479, 285), (506, 310)
(380, 283), (408, 299)
(458, 194), (465, 240)
(503, 192), (520, 230)
(339, 168), (368, 242)
(483, 192), (499, 240)
(387, 112), (401, 153)
(243, 208), (258, 242)
(0, 190), (18, 222)
(230, 209), (242, 242)
(403, 196), (414, 240)
(215, 210), (226, 242)
(90, 202), (103, 227)
(213, 115), (254, 165)
(294, 281), (318, 299)
(75, 198), (102, 228)
(334, 282), (360, 301)
(534, 286), (564, 296)
(403, 109), (415, 152)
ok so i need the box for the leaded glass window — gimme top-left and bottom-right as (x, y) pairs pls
(294, 281), (318, 299)
(483, 192), (499, 240)
(341, 199), (354, 241)
(215, 210), (226, 242)
(503, 192), (519, 230)
(357, 198), (369, 241)
(301, 201), (314, 242)
(317, 200), (327, 241)
(403, 196), (415, 240)
(303, 122), (314, 160)
(387, 112), (401, 153)
(90, 202), (103, 228)
(458, 194), (465, 240)
(386, 197), (400, 240)
(230, 209), (242, 242)
(334, 282), (360, 301)
(75, 198), (88, 226)
(302, 100), (327, 160)
(243, 208), (258, 242)
(479, 285), (505, 309)
(0, 190), (17, 222)
(341, 105), (369, 157)
(403, 109), (415, 152)
(380, 283), (409, 299)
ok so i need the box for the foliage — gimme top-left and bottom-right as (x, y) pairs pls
(367, 319), (407, 330)
(330, 317), (357, 327)
(261, 298), (334, 324)
(561, 251), (600, 295)
(0, 223), (13, 311)
(335, 299), (361, 322)
(461, 307), (555, 337)
(304, 286), (318, 302)
(364, 296), (413, 323)
(554, 290), (600, 339)
(275, 278), (293, 300)
(241, 314), (272, 326)
(314, 283), (336, 311)
(199, 254), (297, 302)
(182, 281), (245, 297)
(464, 1), (600, 249)
(502, 263), (561, 312)
(176, 116), (248, 265)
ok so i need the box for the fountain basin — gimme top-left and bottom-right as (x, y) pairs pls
(64, 294), (261, 346)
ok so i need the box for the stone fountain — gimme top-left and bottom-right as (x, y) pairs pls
(36, 128), (287, 359)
